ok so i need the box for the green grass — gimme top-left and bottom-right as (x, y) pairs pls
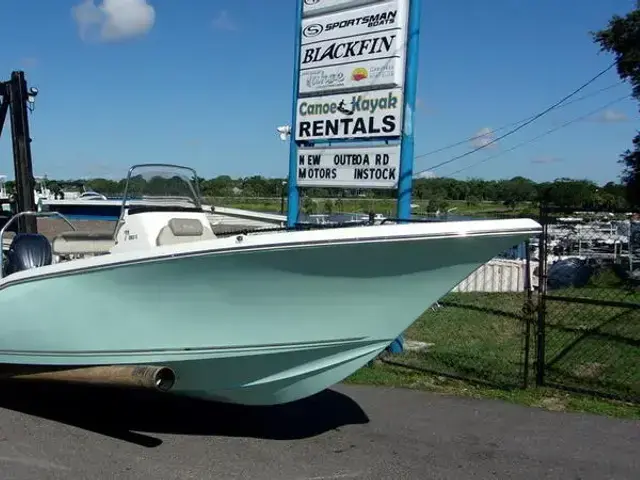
(346, 280), (640, 420)
(210, 199), (286, 213)
(205, 197), (536, 217)
(346, 363), (640, 420)
(403, 292), (529, 387)
(543, 271), (640, 400)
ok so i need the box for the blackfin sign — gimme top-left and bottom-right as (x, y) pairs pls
(300, 30), (400, 70)
(297, 144), (401, 188)
(295, 87), (403, 140)
(299, 57), (405, 95)
(301, 1), (406, 45)
(302, 0), (379, 17)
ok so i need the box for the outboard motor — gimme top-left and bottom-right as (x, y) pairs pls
(3, 233), (52, 277)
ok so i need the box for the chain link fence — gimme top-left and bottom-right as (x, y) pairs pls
(537, 207), (640, 402)
(382, 212), (536, 389)
(378, 207), (639, 403)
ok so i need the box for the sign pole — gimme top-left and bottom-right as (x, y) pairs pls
(396, 0), (421, 221)
(286, 0), (304, 228)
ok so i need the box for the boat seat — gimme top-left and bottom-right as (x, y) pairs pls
(156, 218), (216, 246)
(4, 233), (53, 276)
(52, 231), (116, 256)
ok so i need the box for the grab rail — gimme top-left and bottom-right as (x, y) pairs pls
(0, 211), (77, 279)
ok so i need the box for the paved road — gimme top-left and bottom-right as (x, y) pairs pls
(0, 382), (637, 479)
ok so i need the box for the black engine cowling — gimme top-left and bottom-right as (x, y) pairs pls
(3, 233), (53, 276)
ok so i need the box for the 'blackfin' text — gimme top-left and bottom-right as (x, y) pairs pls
(301, 35), (395, 66)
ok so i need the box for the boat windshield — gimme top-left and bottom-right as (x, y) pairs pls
(120, 164), (203, 212)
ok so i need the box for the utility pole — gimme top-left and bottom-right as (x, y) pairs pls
(0, 71), (39, 233)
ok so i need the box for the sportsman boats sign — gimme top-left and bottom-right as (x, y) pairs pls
(297, 144), (401, 188)
(301, 1), (405, 45)
(295, 88), (403, 140)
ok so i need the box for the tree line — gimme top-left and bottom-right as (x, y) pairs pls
(9, 174), (632, 211)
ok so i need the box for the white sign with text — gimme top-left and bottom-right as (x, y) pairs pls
(299, 29), (402, 70)
(295, 87), (403, 141)
(302, 0), (379, 18)
(297, 144), (401, 188)
(299, 57), (405, 95)
(301, 1), (406, 45)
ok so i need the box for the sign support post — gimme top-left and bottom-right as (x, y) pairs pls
(286, 0), (422, 357)
(396, 0), (421, 221)
(286, 0), (304, 228)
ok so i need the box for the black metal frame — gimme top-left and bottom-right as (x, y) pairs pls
(358, 206), (640, 402)
(535, 204), (640, 403)
(535, 206), (549, 386)
(0, 71), (38, 234)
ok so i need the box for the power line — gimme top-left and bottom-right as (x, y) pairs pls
(412, 61), (617, 177)
(413, 81), (624, 159)
(444, 94), (631, 178)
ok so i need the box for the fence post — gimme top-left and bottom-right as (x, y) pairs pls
(522, 239), (533, 389)
(535, 204), (549, 386)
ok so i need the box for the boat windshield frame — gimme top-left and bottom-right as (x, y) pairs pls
(118, 163), (204, 222)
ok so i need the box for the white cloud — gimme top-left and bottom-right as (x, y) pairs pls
(415, 97), (434, 114)
(20, 57), (39, 68)
(470, 127), (498, 149)
(212, 11), (237, 31)
(414, 170), (437, 179)
(17, 57), (39, 70)
(72, 0), (156, 43)
(592, 109), (628, 123)
(531, 155), (562, 165)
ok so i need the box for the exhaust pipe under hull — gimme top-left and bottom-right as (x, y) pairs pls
(0, 365), (176, 392)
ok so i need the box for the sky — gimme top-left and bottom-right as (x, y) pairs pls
(0, 0), (638, 185)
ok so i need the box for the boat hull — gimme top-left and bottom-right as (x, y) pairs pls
(0, 223), (537, 405)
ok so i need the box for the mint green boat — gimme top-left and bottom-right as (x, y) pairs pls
(0, 164), (541, 405)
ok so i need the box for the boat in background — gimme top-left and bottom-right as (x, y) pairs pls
(76, 190), (108, 201)
(40, 194), (286, 228)
(0, 174), (80, 213)
(0, 163), (541, 406)
(35, 175), (287, 228)
(0, 175), (10, 213)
